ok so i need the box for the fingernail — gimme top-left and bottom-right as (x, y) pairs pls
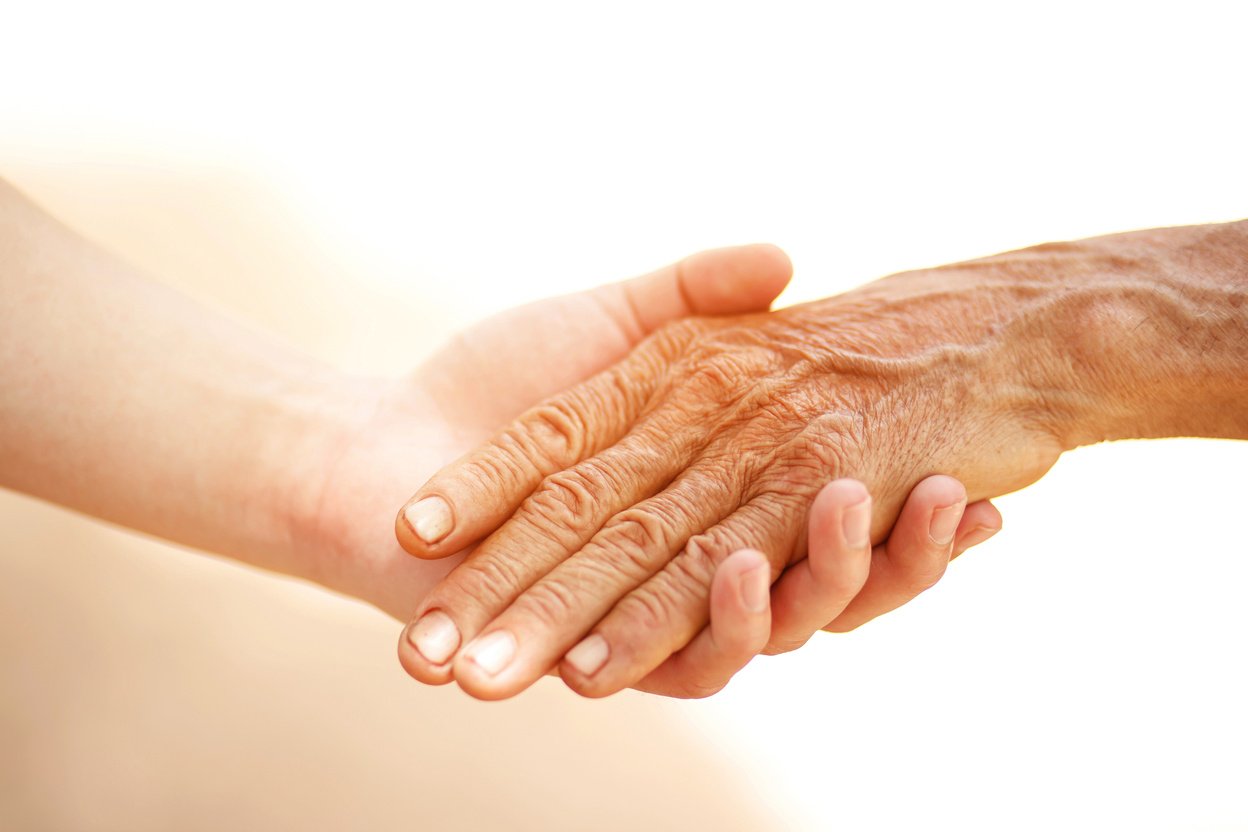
(463, 630), (516, 677)
(842, 498), (871, 549)
(404, 496), (453, 545)
(407, 611), (460, 665)
(739, 564), (769, 613)
(929, 500), (967, 546)
(957, 524), (999, 551)
(565, 633), (610, 677)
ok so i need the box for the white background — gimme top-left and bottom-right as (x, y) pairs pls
(3, 2), (1247, 829)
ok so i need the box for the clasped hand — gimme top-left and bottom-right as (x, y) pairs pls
(393, 245), (1028, 699)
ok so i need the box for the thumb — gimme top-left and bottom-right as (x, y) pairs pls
(414, 244), (793, 427)
(595, 244), (793, 342)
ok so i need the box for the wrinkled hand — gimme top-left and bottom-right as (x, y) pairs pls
(303, 242), (876, 697)
(397, 248), (1061, 699)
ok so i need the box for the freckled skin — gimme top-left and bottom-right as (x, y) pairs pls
(400, 220), (1248, 700)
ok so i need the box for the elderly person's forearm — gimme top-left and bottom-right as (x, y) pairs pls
(852, 221), (1248, 449)
(394, 220), (1248, 701)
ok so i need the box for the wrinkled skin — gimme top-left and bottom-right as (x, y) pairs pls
(396, 241), (1086, 700)
(298, 242), (1001, 698)
(397, 221), (1248, 700)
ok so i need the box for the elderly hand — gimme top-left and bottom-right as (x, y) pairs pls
(309, 243), (997, 699)
(334, 242), (995, 698)
(393, 235), (1103, 699)
(358, 243), (1002, 698)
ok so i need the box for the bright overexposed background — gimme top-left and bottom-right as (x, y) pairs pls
(3, 2), (1247, 830)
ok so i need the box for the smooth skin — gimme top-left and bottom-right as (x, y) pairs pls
(0, 178), (1001, 698)
(398, 220), (1248, 700)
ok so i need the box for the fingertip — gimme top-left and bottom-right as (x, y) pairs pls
(394, 509), (425, 556)
(739, 242), (794, 288)
(720, 547), (769, 577)
(394, 512), (443, 559)
(810, 479), (872, 554)
(564, 633), (611, 680)
(909, 474), (968, 510)
(682, 244), (794, 313)
(769, 480), (873, 649)
(559, 633), (635, 700)
(397, 622), (456, 686)
(395, 495), (463, 559)
(712, 549), (772, 653)
(742, 553), (773, 617)
(450, 637), (523, 702)
(814, 478), (871, 513)
(733, 243), (794, 306)
(966, 499), (1003, 532)
(952, 500), (1004, 557)
(708, 549), (765, 625)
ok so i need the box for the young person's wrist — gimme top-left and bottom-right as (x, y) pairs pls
(251, 364), (391, 583)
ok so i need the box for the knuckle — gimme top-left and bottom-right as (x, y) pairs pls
(693, 500), (789, 568)
(593, 507), (678, 579)
(682, 353), (760, 407)
(443, 554), (527, 611)
(650, 317), (708, 357)
(688, 354), (738, 391)
(523, 468), (601, 532)
(679, 531), (730, 578)
(511, 398), (590, 464)
(656, 554), (716, 614)
(613, 508), (668, 550)
(612, 586), (676, 637)
(465, 443), (531, 491)
(515, 578), (579, 629)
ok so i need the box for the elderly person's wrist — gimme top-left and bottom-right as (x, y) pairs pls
(1021, 220), (1248, 450)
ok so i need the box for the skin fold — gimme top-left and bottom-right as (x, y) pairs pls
(397, 220), (1248, 700)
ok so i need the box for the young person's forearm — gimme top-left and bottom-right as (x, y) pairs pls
(0, 179), (367, 575)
